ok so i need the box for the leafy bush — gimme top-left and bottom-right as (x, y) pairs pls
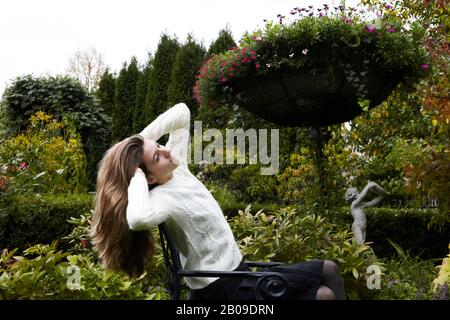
(275, 148), (319, 206)
(229, 165), (279, 203)
(0, 193), (93, 251)
(372, 240), (438, 300)
(205, 182), (281, 217)
(276, 150), (343, 213)
(0, 242), (166, 299)
(61, 209), (173, 299)
(194, 160), (279, 204)
(0, 111), (88, 194)
(0, 75), (111, 190)
(229, 205), (382, 299)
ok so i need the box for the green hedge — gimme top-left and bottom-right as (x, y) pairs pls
(0, 193), (94, 251)
(335, 207), (449, 260)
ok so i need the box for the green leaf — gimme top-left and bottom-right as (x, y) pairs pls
(67, 255), (78, 265)
(358, 99), (371, 112)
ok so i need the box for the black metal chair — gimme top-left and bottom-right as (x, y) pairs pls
(158, 222), (289, 300)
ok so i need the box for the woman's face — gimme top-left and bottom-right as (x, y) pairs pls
(142, 139), (179, 185)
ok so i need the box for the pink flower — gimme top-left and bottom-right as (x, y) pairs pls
(365, 25), (376, 33)
(255, 63), (261, 70)
(19, 162), (28, 170)
(387, 26), (397, 33)
(421, 63), (429, 70)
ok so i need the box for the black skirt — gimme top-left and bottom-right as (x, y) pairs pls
(190, 259), (324, 300)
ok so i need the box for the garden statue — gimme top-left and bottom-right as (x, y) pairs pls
(345, 181), (389, 244)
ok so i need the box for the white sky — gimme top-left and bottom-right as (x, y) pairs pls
(0, 0), (360, 95)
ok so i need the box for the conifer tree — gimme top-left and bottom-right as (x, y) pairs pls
(208, 27), (236, 56)
(168, 35), (206, 123)
(96, 68), (115, 116)
(144, 34), (180, 127)
(112, 57), (140, 141)
(133, 54), (153, 133)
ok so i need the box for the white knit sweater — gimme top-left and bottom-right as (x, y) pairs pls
(126, 103), (243, 290)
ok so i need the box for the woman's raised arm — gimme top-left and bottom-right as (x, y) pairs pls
(140, 103), (190, 142)
(139, 103), (190, 168)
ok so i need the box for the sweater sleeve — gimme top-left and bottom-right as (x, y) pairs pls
(126, 168), (169, 230)
(139, 102), (190, 168)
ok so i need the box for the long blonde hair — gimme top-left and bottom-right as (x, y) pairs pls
(90, 134), (154, 277)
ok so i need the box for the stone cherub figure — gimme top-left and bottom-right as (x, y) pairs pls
(345, 181), (390, 244)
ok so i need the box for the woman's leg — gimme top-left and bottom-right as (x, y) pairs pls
(321, 260), (346, 300)
(316, 285), (336, 300)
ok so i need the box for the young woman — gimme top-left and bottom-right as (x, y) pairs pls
(91, 102), (345, 300)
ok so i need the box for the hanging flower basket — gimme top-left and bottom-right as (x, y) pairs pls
(194, 4), (430, 127)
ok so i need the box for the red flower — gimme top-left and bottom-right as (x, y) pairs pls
(19, 162), (28, 170)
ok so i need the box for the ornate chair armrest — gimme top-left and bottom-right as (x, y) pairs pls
(245, 261), (283, 268)
(179, 270), (281, 278)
